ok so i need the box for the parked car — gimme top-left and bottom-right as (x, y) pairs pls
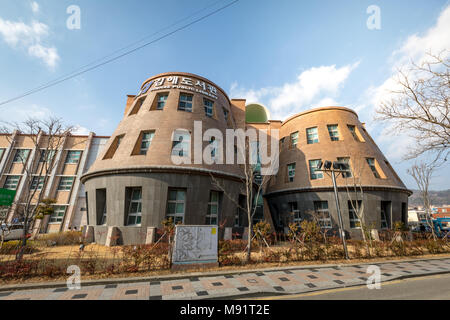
(0, 223), (31, 242)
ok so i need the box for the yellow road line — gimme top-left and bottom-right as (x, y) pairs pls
(254, 273), (449, 300)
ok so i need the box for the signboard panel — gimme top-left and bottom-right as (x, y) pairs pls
(172, 225), (218, 265)
(0, 189), (16, 207)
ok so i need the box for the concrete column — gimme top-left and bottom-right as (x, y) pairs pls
(63, 132), (95, 231)
(105, 226), (119, 247)
(224, 227), (232, 240)
(145, 227), (157, 244)
(83, 225), (94, 243)
(0, 130), (18, 178)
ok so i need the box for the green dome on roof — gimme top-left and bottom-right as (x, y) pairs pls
(246, 103), (270, 123)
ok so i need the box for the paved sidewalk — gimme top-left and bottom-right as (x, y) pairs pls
(0, 257), (449, 300)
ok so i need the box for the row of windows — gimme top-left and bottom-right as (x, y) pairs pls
(286, 157), (384, 182)
(129, 92), (233, 124)
(288, 200), (390, 230)
(98, 188), (220, 227)
(7, 149), (82, 165)
(287, 124), (365, 148)
(3, 175), (75, 191)
(104, 129), (218, 160)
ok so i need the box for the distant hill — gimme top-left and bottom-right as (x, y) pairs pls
(408, 189), (450, 207)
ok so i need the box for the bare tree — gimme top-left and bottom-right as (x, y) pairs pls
(376, 51), (450, 163)
(0, 206), (11, 248)
(210, 134), (278, 263)
(407, 162), (437, 240)
(341, 156), (373, 255)
(0, 117), (73, 259)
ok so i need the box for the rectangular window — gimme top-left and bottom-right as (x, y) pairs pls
(204, 98), (214, 117)
(30, 176), (44, 190)
(209, 137), (217, 159)
(172, 131), (190, 157)
(39, 149), (56, 163)
(306, 127), (319, 144)
(13, 149), (30, 163)
(139, 131), (155, 155)
(103, 134), (124, 160)
(337, 157), (352, 178)
(65, 150), (82, 164)
(58, 177), (74, 191)
(314, 201), (332, 228)
(290, 202), (301, 224)
(381, 201), (391, 229)
(127, 188), (142, 226)
(223, 108), (230, 125)
(327, 125), (339, 141)
(96, 189), (107, 226)
(287, 163), (296, 182)
(366, 158), (381, 178)
(290, 132), (299, 148)
(4, 175), (20, 190)
(129, 96), (146, 115)
(381, 208), (388, 229)
(347, 125), (365, 142)
(309, 159), (323, 180)
(156, 94), (168, 110)
(0, 148), (4, 162)
(50, 206), (66, 223)
(348, 200), (362, 229)
(205, 191), (219, 225)
(166, 189), (186, 224)
(178, 93), (193, 112)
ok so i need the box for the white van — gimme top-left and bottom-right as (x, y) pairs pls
(0, 224), (31, 242)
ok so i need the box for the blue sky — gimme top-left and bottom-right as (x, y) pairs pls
(0, 0), (449, 190)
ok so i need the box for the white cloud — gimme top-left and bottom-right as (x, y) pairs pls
(0, 18), (59, 69)
(31, 2), (40, 14)
(28, 43), (59, 68)
(1, 104), (53, 125)
(230, 63), (359, 120)
(72, 125), (91, 136)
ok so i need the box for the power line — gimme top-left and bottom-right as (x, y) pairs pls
(0, 0), (239, 107)
(2, 0), (225, 104)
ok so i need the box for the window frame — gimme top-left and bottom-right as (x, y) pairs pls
(309, 159), (324, 180)
(327, 124), (340, 141)
(3, 175), (20, 190)
(126, 187), (142, 226)
(314, 201), (332, 229)
(366, 158), (381, 178)
(178, 93), (193, 112)
(57, 176), (74, 191)
(287, 163), (296, 182)
(348, 200), (362, 229)
(205, 191), (219, 225)
(203, 98), (214, 117)
(50, 205), (66, 223)
(13, 149), (30, 163)
(306, 127), (319, 144)
(166, 189), (186, 224)
(30, 176), (45, 191)
(290, 131), (299, 149)
(65, 150), (82, 164)
(156, 93), (169, 110)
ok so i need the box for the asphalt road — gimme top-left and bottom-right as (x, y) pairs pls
(257, 273), (450, 300)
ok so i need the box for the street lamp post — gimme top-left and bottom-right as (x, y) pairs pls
(316, 160), (350, 260)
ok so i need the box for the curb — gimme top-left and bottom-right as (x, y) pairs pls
(0, 256), (449, 293)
